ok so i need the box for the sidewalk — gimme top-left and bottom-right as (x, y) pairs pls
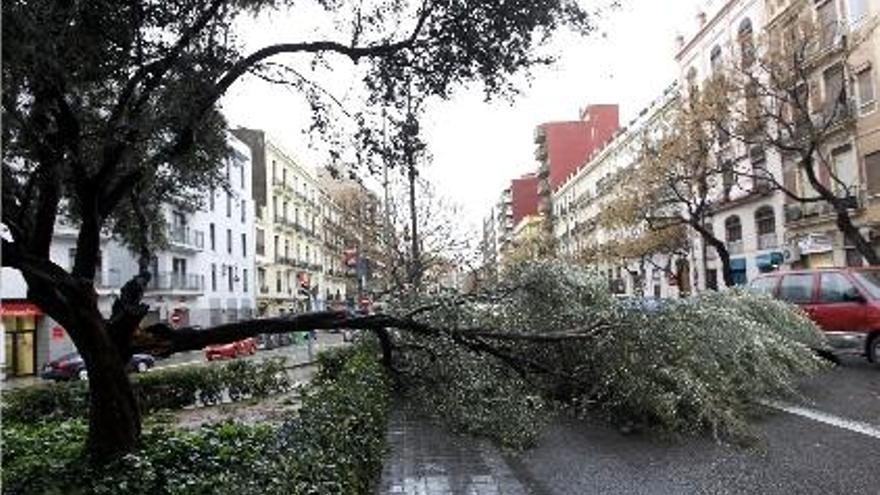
(378, 403), (536, 495)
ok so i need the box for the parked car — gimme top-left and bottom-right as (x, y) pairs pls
(41, 352), (155, 381)
(749, 267), (880, 362)
(204, 338), (257, 361)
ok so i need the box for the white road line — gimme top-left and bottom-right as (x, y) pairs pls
(763, 400), (880, 440)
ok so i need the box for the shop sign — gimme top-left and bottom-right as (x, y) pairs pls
(51, 326), (65, 340)
(798, 234), (833, 254)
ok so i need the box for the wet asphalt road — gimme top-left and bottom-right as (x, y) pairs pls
(380, 358), (880, 495)
(512, 358), (880, 495)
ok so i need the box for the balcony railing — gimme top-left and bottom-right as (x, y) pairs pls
(757, 233), (779, 250)
(95, 269), (122, 289)
(168, 226), (205, 251)
(147, 272), (204, 292)
(727, 240), (744, 255)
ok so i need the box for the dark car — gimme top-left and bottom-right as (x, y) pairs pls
(41, 352), (155, 381)
(750, 267), (880, 362)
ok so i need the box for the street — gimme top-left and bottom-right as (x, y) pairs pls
(379, 360), (880, 495)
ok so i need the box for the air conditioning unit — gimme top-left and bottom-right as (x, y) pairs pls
(784, 204), (803, 222)
(782, 244), (801, 264)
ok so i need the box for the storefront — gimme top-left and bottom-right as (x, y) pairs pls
(2, 301), (41, 378)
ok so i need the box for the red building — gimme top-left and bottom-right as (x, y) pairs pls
(535, 104), (620, 221)
(510, 173), (539, 226)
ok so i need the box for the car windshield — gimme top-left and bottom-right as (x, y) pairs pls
(851, 270), (880, 299)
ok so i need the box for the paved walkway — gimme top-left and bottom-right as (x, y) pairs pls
(378, 404), (540, 495)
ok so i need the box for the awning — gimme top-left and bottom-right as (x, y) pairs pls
(1, 301), (43, 316)
(756, 252), (784, 269)
(729, 258), (747, 271)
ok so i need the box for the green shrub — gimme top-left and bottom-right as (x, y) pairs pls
(1, 343), (391, 495)
(2, 356), (292, 423)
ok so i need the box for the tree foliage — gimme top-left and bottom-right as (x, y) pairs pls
(384, 260), (827, 446)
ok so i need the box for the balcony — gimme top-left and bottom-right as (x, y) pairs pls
(534, 144), (548, 161)
(538, 161), (549, 179)
(168, 226), (204, 252)
(146, 272), (204, 294)
(757, 233), (779, 250)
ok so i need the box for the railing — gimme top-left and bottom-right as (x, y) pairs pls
(727, 240), (744, 255)
(168, 225), (205, 250)
(147, 272), (204, 292)
(95, 269), (122, 289)
(757, 233), (779, 250)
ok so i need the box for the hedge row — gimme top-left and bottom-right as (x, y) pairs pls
(1, 343), (391, 495)
(2, 357), (291, 423)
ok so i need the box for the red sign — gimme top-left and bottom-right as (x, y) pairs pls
(51, 326), (65, 340)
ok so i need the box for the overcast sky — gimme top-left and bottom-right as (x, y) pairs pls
(222, 0), (708, 234)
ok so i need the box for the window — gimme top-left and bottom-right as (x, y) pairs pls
(856, 66), (876, 114)
(209, 189), (215, 211)
(817, 0), (839, 50)
(272, 160), (277, 182)
(243, 268), (249, 293)
(864, 152), (880, 195)
(725, 215), (743, 254)
(240, 161), (245, 189)
(226, 228), (232, 254)
(738, 18), (754, 69)
(750, 276), (779, 294)
(258, 267), (266, 291)
(823, 64), (846, 116)
(209, 223), (215, 251)
(273, 196), (279, 220)
(256, 228), (265, 256)
(228, 266), (234, 292)
(226, 192), (232, 218)
(755, 206), (777, 249)
(725, 216), (742, 242)
(276, 270), (282, 292)
(241, 233), (247, 257)
(274, 235), (279, 261)
(241, 200), (246, 223)
(211, 264), (217, 291)
(779, 274), (814, 303)
(710, 45), (723, 73)
(819, 272), (859, 302)
(283, 169), (287, 186)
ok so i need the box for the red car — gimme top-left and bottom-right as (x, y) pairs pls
(204, 338), (257, 361)
(750, 267), (880, 362)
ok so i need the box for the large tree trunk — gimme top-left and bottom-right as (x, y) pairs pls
(835, 207), (880, 265)
(22, 268), (142, 460)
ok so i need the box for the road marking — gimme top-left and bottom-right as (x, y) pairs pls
(763, 400), (880, 440)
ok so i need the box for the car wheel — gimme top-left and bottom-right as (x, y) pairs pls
(868, 334), (880, 363)
(77, 369), (89, 381)
(136, 361), (149, 373)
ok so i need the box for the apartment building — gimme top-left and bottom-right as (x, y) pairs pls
(233, 129), (330, 315)
(1, 134), (256, 378)
(534, 105), (620, 233)
(675, 0), (789, 290)
(767, 0), (880, 269)
(553, 87), (682, 297)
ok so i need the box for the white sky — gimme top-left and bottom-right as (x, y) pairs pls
(222, 0), (709, 235)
